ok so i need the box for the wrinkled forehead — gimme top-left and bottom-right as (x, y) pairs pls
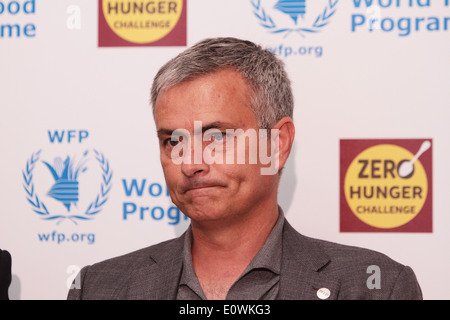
(154, 69), (258, 132)
(153, 67), (254, 106)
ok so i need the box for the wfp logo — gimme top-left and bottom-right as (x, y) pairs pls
(274, 0), (306, 24)
(42, 154), (87, 212)
(22, 130), (113, 224)
(251, 0), (339, 37)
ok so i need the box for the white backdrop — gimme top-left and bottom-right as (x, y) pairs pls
(1, 0), (449, 299)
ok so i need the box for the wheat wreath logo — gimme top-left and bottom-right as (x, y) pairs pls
(23, 149), (113, 225)
(251, 0), (339, 38)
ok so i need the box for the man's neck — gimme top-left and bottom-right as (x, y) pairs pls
(189, 202), (279, 299)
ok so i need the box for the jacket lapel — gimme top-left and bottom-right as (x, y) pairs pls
(125, 233), (186, 300)
(278, 221), (341, 300)
(124, 220), (341, 300)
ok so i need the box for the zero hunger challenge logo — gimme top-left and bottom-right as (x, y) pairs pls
(98, 0), (187, 47)
(340, 139), (432, 232)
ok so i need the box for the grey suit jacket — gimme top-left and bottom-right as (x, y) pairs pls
(67, 219), (422, 300)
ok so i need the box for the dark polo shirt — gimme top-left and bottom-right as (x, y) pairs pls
(176, 212), (284, 300)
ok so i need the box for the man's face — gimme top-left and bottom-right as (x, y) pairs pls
(154, 69), (278, 223)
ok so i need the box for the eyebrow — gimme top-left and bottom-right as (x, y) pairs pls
(157, 121), (238, 138)
(202, 121), (238, 132)
(157, 128), (176, 138)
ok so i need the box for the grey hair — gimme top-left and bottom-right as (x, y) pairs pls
(150, 37), (293, 129)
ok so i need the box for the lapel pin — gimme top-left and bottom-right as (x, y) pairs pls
(317, 288), (331, 300)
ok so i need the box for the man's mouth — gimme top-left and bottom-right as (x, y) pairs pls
(181, 181), (225, 194)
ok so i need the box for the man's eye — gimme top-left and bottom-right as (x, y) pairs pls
(165, 136), (183, 147)
(210, 132), (225, 141)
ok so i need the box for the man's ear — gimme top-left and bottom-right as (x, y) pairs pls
(272, 117), (295, 171)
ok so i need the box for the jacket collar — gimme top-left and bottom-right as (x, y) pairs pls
(128, 218), (341, 300)
(278, 220), (341, 300)
(125, 235), (185, 300)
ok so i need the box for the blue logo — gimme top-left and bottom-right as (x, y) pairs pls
(251, 0), (339, 38)
(42, 154), (88, 212)
(274, 0), (306, 24)
(23, 148), (113, 225)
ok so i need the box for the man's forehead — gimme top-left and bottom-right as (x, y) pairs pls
(154, 70), (257, 131)
(155, 68), (252, 103)
(156, 121), (243, 139)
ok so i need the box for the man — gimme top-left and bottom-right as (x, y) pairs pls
(0, 249), (11, 300)
(68, 37), (422, 300)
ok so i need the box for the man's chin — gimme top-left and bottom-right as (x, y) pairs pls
(182, 204), (233, 224)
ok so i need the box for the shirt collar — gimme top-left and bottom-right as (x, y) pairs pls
(178, 224), (206, 299)
(241, 207), (284, 275)
(178, 207), (285, 293)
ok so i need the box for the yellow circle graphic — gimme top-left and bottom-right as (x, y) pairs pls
(344, 144), (428, 229)
(103, 0), (183, 44)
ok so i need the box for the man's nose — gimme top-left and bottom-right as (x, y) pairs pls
(180, 138), (210, 177)
(181, 161), (210, 177)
